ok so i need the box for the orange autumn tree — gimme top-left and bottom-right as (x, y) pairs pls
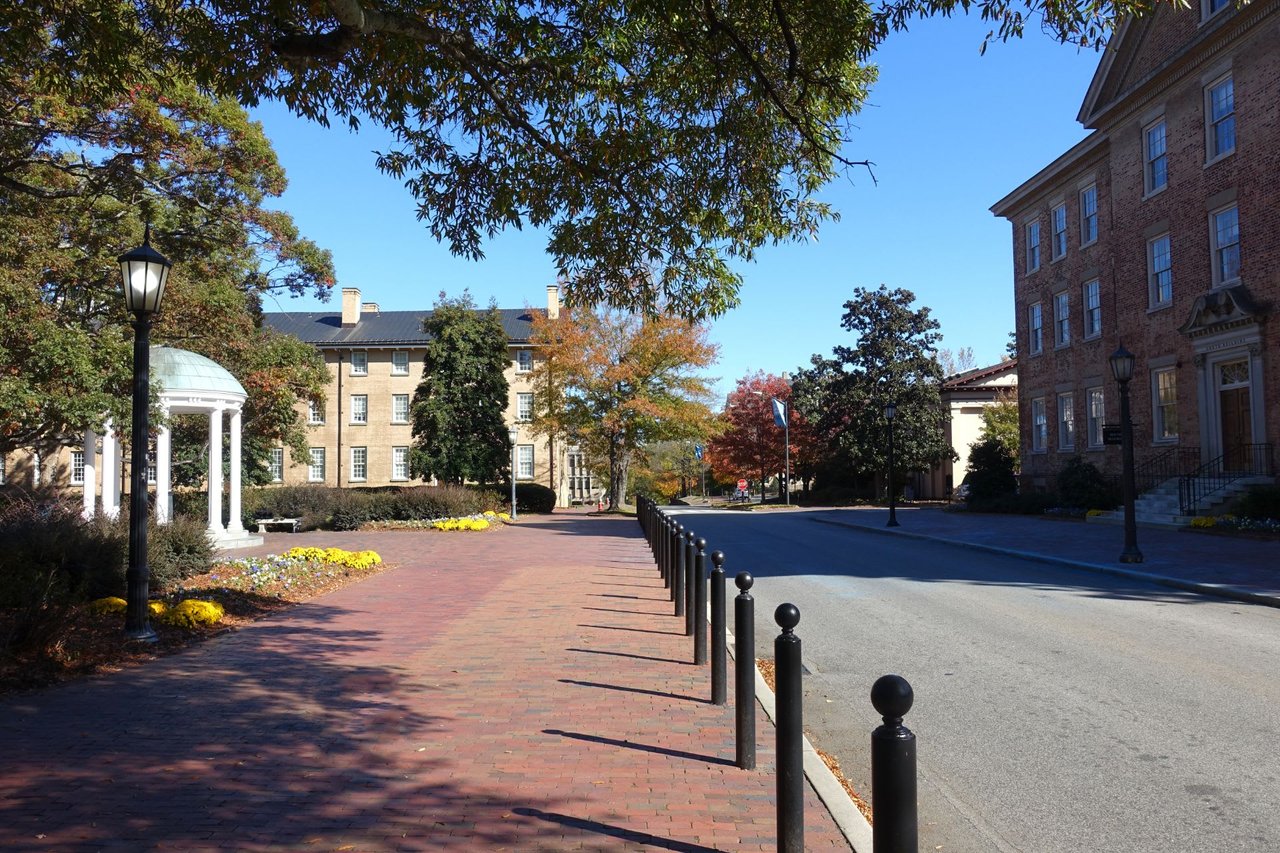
(709, 371), (821, 500)
(529, 306), (719, 510)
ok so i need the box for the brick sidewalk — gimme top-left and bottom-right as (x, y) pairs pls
(0, 513), (850, 852)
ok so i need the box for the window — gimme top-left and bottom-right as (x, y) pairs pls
(516, 350), (533, 373)
(392, 446), (410, 481)
(1153, 368), (1178, 441)
(1148, 234), (1173, 307)
(350, 446), (367, 482)
(1211, 205), (1240, 286)
(391, 350), (410, 375)
(1054, 291), (1070, 347)
(392, 394), (410, 424)
(1032, 398), (1047, 452)
(308, 448), (325, 482)
(1079, 186), (1097, 245)
(517, 445), (534, 479)
(146, 449), (156, 485)
(1028, 303), (1043, 355)
(0, 455), (5, 485)
(1051, 204), (1068, 260)
(1058, 393), (1075, 451)
(1082, 280), (1101, 339)
(1204, 0), (1231, 16)
(308, 399), (324, 425)
(268, 447), (284, 482)
(568, 449), (593, 501)
(517, 392), (533, 422)
(1086, 387), (1105, 449)
(1026, 221), (1041, 273)
(350, 394), (368, 424)
(1206, 76), (1235, 161)
(71, 450), (85, 485)
(1144, 120), (1168, 194)
(350, 350), (368, 375)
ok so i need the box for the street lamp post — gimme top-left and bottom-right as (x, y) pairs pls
(1109, 345), (1143, 563)
(884, 402), (900, 528)
(118, 225), (171, 641)
(509, 426), (519, 520)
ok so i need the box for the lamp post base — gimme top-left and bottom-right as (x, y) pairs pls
(1119, 548), (1144, 564)
(125, 625), (159, 643)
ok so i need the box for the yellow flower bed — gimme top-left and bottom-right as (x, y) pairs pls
(282, 546), (383, 569)
(88, 596), (127, 615)
(159, 599), (225, 627)
(432, 517), (491, 531)
(1190, 516), (1218, 528)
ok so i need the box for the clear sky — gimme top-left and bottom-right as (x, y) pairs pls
(252, 14), (1101, 401)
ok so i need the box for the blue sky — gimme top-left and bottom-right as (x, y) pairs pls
(252, 15), (1101, 400)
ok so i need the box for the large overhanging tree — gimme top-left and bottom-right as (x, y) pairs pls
(2, 0), (1159, 319)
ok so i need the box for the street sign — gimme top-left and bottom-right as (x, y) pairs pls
(737, 479), (748, 491)
(1103, 425), (1122, 446)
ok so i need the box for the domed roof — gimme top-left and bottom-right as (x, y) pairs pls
(151, 346), (246, 400)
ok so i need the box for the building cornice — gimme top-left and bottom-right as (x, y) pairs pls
(989, 133), (1109, 219)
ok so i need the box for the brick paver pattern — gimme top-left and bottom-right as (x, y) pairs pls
(0, 513), (850, 852)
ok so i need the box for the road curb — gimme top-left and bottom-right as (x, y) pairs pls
(810, 515), (1280, 610)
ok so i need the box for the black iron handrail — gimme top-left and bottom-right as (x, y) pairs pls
(1179, 443), (1275, 516)
(1133, 446), (1201, 494)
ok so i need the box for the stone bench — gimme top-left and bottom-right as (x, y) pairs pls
(255, 517), (300, 534)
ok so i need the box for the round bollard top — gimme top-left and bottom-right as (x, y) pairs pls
(676, 522), (684, 533)
(710, 550), (725, 568)
(735, 571), (754, 591)
(871, 674), (914, 720)
(695, 536), (706, 551)
(774, 602), (800, 631)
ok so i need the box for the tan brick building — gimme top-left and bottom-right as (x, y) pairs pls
(262, 284), (598, 507)
(991, 0), (1279, 507)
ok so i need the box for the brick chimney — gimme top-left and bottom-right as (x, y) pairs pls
(546, 284), (560, 320)
(341, 288), (361, 327)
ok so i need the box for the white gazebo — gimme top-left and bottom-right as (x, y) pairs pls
(82, 346), (262, 550)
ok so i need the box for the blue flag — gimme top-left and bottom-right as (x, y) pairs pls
(771, 397), (787, 429)
(694, 445), (703, 460)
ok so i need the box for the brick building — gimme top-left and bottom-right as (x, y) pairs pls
(262, 284), (598, 507)
(991, 0), (1278, 506)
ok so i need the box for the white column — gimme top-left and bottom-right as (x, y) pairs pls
(207, 407), (224, 534)
(102, 420), (121, 519)
(156, 420), (172, 524)
(82, 429), (97, 520)
(227, 407), (244, 533)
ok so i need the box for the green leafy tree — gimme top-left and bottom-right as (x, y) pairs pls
(793, 286), (955, 485)
(0, 0), (1161, 319)
(976, 392), (1020, 462)
(965, 436), (1018, 503)
(409, 293), (512, 485)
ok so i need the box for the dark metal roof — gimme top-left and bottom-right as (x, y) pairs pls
(941, 359), (1018, 389)
(262, 308), (541, 347)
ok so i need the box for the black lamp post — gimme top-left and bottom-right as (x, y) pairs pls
(509, 426), (519, 519)
(884, 401), (900, 527)
(118, 225), (171, 641)
(1108, 345), (1143, 563)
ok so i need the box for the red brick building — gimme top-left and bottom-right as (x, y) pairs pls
(991, 0), (1279, 507)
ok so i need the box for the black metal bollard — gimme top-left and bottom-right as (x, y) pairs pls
(734, 571), (755, 770)
(693, 538), (708, 664)
(684, 531), (696, 636)
(709, 551), (727, 705)
(673, 524), (686, 618)
(774, 603), (803, 853)
(871, 674), (917, 853)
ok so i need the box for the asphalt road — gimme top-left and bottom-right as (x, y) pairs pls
(668, 507), (1280, 853)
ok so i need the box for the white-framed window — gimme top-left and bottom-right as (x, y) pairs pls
(1026, 221), (1041, 273)
(517, 392), (533, 422)
(1082, 280), (1101, 339)
(1086, 387), (1105, 449)
(568, 448), (593, 501)
(1148, 233), (1173, 307)
(1206, 75), (1235, 162)
(308, 399), (324, 425)
(391, 394), (410, 424)
(1054, 291), (1070, 347)
(350, 350), (368, 376)
(1031, 398), (1048, 453)
(1028, 302), (1043, 355)
(1153, 368), (1178, 442)
(1210, 205), (1240, 286)
(0, 455), (5, 485)
(1203, 0), (1231, 17)
(392, 446), (410, 481)
(1057, 393), (1075, 451)
(71, 450), (85, 485)
(1051, 203), (1068, 260)
(268, 447), (284, 482)
(516, 350), (533, 373)
(308, 447), (325, 482)
(1079, 185), (1097, 246)
(350, 394), (368, 425)
(145, 449), (156, 485)
(517, 444), (534, 479)
(350, 446), (367, 482)
(1144, 119), (1168, 195)
(391, 350), (410, 376)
